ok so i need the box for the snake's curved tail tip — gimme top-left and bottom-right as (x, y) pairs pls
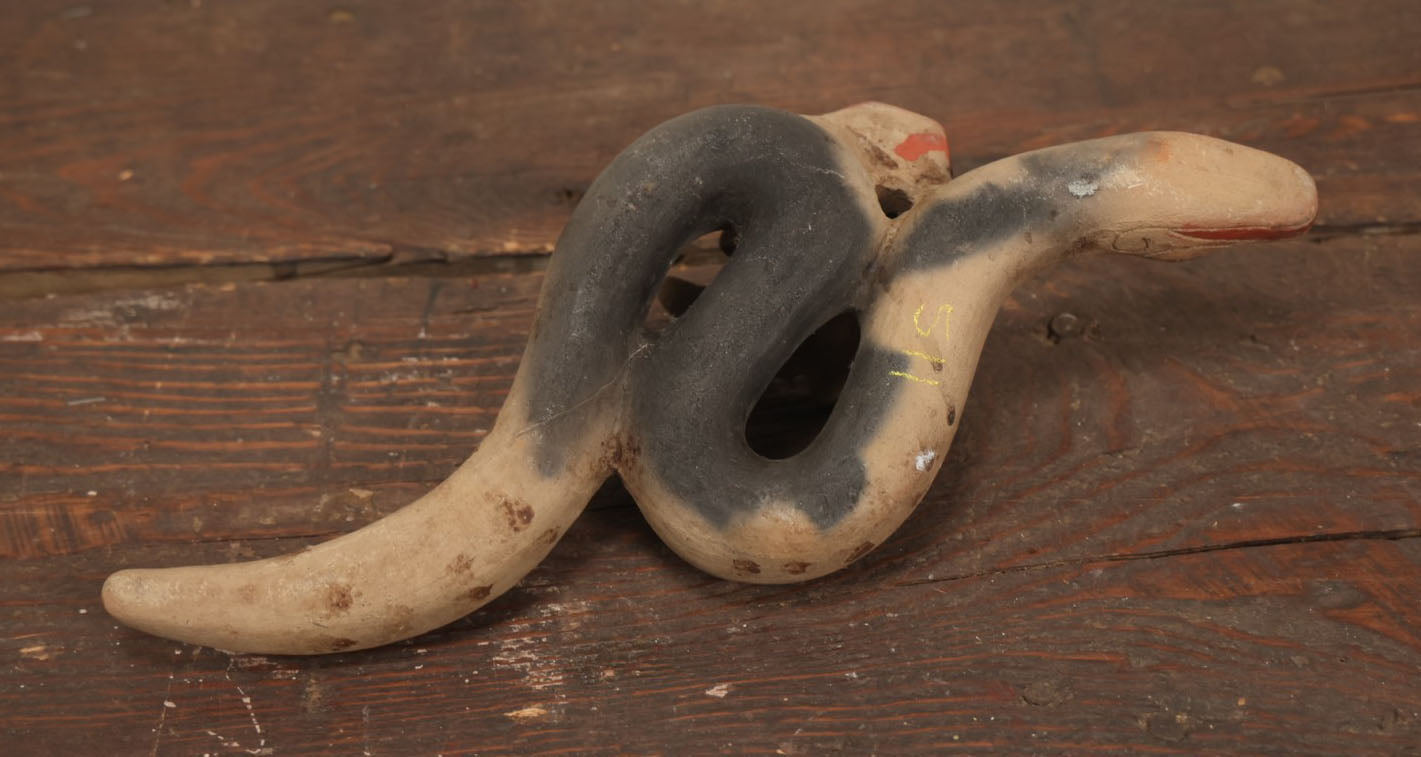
(101, 567), (197, 647)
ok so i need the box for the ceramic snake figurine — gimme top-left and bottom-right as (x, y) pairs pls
(102, 103), (1317, 654)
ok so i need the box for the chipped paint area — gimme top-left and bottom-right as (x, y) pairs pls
(914, 450), (937, 472)
(1066, 179), (1099, 198)
(493, 637), (565, 690)
(705, 683), (731, 698)
(536, 598), (590, 631)
(61, 292), (184, 327)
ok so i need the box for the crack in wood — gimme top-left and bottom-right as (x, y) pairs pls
(895, 528), (1421, 588)
(4, 218), (1416, 303)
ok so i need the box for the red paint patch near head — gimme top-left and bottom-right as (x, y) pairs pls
(894, 131), (949, 162)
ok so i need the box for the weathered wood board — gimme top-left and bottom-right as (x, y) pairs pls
(1, 0), (1418, 753)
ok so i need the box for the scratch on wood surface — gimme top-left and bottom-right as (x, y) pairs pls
(148, 669), (176, 757)
(224, 659), (270, 754)
(361, 704), (372, 756)
(18, 644), (56, 660)
(504, 704), (549, 723)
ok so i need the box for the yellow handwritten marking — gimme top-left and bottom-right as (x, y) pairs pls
(901, 348), (945, 365)
(912, 303), (953, 338)
(888, 370), (940, 386)
(890, 302), (954, 386)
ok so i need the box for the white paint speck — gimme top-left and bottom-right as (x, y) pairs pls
(86, 490), (97, 497)
(77, 608), (87, 614)
(1104, 166), (1146, 190)
(1067, 178), (1099, 198)
(1231, 502), (1245, 509)
(163, 700), (177, 708)
(493, 637), (565, 690)
(705, 683), (731, 698)
(914, 450), (937, 472)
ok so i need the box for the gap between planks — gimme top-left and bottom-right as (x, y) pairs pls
(0, 240), (747, 300)
(894, 527), (1421, 588)
(2, 223), (1418, 301)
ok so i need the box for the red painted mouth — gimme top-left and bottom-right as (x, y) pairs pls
(1174, 220), (1315, 241)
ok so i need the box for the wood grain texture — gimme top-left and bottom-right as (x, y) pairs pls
(0, 0), (1418, 271)
(3, 526), (1419, 755)
(2, 234), (1419, 753)
(3, 0), (1420, 753)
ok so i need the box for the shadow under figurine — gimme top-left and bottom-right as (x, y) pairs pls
(101, 102), (1318, 654)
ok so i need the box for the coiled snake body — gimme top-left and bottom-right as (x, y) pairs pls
(102, 103), (1317, 654)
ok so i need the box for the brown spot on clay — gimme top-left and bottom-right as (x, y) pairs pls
(538, 527), (560, 547)
(947, 405), (956, 426)
(328, 638), (358, 651)
(467, 585), (493, 602)
(500, 497), (535, 532)
(918, 161), (951, 184)
(873, 261), (893, 293)
(845, 541), (876, 564)
(732, 559), (761, 575)
(236, 584), (258, 603)
(931, 360), (943, 373)
(388, 604), (416, 635)
(447, 553), (473, 575)
(603, 434), (642, 471)
(326, 584), (353, 613)
(863, 139), (899, 170)
(783, 561), (812, 575)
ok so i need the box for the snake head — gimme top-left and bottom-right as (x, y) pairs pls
(1084, 131), (1318, 260)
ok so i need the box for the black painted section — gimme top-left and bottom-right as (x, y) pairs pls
(892, 137), (1136, 273)
(633, 338), (911, 528)
(523, 106), (1146, 530)
(521, 105), (808, 470)
(524, 104), (907, 527)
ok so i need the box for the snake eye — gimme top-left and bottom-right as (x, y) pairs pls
(745, 310), (861, 459)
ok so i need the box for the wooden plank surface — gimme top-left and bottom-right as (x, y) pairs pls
(1, 0), (1419, 754)
(1, 0), (1417, 272)
(3, 235), (1419, 753)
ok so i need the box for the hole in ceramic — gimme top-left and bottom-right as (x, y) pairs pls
(645, 227), (735, 332)
(745, 310), (860, 459)
(875, 185), (913, 219)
